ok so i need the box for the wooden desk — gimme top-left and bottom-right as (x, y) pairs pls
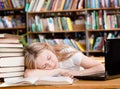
(1, 78), (120, 89)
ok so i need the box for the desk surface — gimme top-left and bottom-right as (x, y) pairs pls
(1, 78), (120, 89)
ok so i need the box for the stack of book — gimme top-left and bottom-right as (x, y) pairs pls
(0, 34), (25, 82)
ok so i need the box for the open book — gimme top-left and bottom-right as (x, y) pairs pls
(0, 76), (73, 87)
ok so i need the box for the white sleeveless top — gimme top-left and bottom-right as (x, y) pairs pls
(59, 47), (84, 71)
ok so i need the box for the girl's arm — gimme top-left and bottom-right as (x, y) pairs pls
(60, 53), (105, 77)
(24, 68), (62, 78)
(62, 53), (105, 77)
(78, 53), (105, 76)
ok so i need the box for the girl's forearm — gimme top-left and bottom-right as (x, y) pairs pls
(24, 69), (61, 78)
(73, 64), (105, 76)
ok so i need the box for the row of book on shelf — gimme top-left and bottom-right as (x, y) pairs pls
(89, 32), (120, 51)
(29, 16), (85, 32)
(29, 31), (120, 53)
(26, 0), (120, 12)
(29, 34), (86, 52)
(26, 0), (84, 12)
(86, 10), (120, 30)
(85, 0), (120, 8)
(0, 33), (25, 82)
(0, 0), (25, 9)
(0, 15), (25, 28)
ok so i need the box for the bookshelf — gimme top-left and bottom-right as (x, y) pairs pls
(84, 0), (120, 57)
(0, 0), (26, 35)
(26, 0), (87, 54)
(25, 0), (120, 59)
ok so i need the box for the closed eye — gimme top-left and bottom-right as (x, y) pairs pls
(47, 55), (51, 60)
(41, 64), (47, 69)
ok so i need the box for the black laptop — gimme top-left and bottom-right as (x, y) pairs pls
(74, 38), (120, 80)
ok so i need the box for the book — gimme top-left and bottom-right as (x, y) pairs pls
(47, 18), (55, 31)
(4, 76), (24, 83)
(0, 48), (24, 52)
(35, 0), (45, 12)
(93, 36), (104, 50)
(0, 67), (24, 73)
(2, 76), (73, 86)
(0, 71), (24, 78)
(53, 0), (59, 11)
(75, 41), (86, 51)
(0, 56), (24, 67)
(71, 0), (79, 9)
(78, 0), (84, 9)
(0, 52), (23, 57)
(66, 17), (73, 31)
(32, 0), (39, 11)
(63, 0), (70, 10)
(0, 33), (20, 39)
(28, 0), (36, 12)
(0, 38), (20, 44)
(0, 18), (4, 28)
(0, 43), (23, 48)
(56, 0), (65, 10)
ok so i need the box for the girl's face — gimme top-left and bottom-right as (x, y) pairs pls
(35, 49), (59, 70)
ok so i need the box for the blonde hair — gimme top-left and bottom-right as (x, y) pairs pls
(24, 42), (78, 69)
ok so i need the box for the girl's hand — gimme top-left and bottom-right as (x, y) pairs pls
(60, 69), (75, 78)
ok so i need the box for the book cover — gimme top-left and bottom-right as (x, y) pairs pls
(47, 18), (55, 31)
(66, 17), (73, 31)
(0, 17), (4, 28)
(93, 36), (104, 50)
(61, 17), (68, 30)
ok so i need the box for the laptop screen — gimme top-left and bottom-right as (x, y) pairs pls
(105, 39), (120, 76)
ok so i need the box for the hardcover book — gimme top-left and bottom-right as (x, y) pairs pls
(0, 52), (23, 57)
(0, 48), (24, 52)
(0, 56), (24, 67)
(0, 67), (24, 73)
(0, 43), (23, 48)
(0, 71), (24, 78)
